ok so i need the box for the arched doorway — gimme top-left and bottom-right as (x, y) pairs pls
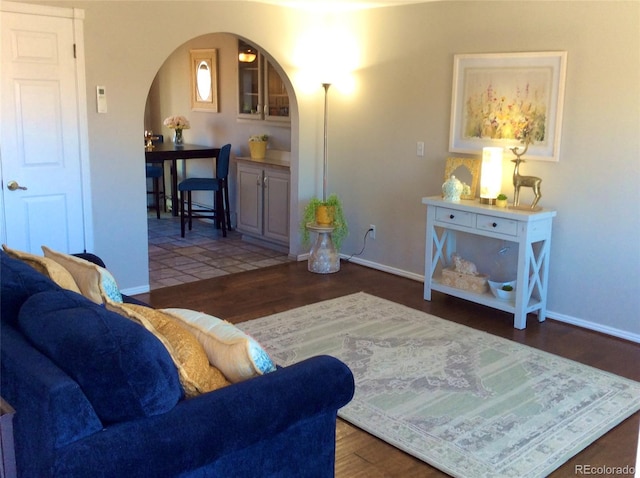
(143, 32), (296, 290)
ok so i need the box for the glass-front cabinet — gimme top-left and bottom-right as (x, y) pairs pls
(265, 61), (289, 121)
(238, 40), (260, 118)
(238, 40), (289, 123)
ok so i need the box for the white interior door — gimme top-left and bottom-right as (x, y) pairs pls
(1, 2), (89, 254)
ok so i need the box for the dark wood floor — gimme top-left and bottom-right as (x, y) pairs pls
(135, 260), (640, 477)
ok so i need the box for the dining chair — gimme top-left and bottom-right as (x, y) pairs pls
(146, 134), (165, 218)
(178, 143), (232, 238)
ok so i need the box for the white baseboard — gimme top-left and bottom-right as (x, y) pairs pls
(344, 256), (424, 282)
(342, 256), (640, 344)
(546, 310), (640, 344)
(121, 284), (150, 296)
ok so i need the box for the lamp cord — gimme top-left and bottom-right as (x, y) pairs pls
(344, 228), (373, 263)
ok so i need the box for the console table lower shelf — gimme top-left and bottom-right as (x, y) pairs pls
(431, 278), (544, 317)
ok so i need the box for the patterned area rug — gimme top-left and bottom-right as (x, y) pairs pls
(239, 292), (640, 478)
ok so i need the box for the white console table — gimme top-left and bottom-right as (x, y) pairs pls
(422, 196), (556, 329)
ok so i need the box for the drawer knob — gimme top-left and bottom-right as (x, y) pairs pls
(449, 214), (455, 219)
(492, 222), (498, 228)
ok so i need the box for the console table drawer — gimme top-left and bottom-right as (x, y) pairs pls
(476, 214), (518, 236)
(435, 207), (474, 227)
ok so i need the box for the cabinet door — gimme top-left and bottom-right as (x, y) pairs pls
(237, 164), (262, 236)
(237, 40), (261, 119)
(264, 60), (289, 122)
(264, 168), (290, 244)
(237, 40), (289, 124)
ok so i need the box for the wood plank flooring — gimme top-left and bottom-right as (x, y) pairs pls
(134, 260), (640, 477)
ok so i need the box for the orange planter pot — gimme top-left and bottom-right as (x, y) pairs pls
(315, 205), (334, 226)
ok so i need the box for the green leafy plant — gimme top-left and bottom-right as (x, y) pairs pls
(497, 193), (508, 201)
(501, 285), (514, 291)
(300, 194), (348, 250)
(249, 134), (268, 142)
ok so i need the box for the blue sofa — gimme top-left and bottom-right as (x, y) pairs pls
(0, 250), (355, 477)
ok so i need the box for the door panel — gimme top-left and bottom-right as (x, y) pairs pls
(237, 164), (262, 236)
(264, 170), (289, 243)
(1, 8), (86, 254)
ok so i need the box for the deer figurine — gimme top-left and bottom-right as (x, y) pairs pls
(509, 141), (542, 208)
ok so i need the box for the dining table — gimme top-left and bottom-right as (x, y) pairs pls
(145, 142), (220, 216)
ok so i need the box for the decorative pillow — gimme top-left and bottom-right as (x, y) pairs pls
(41, 245), (123, 304)
(2, 244), (81, 293)
(0, 250), (62, 328)
(107, 303), (230, 397)
(163, 308), (276, 383)
(18, 290), (182, 423)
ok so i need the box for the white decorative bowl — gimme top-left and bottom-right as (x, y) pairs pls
(488, 280), (517, 301)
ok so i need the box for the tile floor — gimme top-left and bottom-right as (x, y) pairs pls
(147, 213), (292, 290)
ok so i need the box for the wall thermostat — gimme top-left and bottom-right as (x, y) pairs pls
(96, 85), (107, 113)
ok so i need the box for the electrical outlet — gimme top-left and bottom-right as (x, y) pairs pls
(369, 224), (376, 240)
(416, 141), (425, 157)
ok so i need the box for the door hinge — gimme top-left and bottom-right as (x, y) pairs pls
(73, 44), (77, 59)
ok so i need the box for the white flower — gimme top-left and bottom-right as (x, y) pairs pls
(163, 115), (191, 130)
(249, 134), (268, 142)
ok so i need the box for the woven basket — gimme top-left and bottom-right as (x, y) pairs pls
(441, 268), (488, 294)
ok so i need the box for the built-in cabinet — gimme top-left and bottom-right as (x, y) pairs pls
(237, 40), (289, 123)
(236, 157), (290, 247)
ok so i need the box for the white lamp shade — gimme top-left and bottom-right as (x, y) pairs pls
(480, 147), (504, 200)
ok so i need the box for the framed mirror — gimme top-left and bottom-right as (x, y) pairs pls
(190, 49), (218, 112)
(444, 157), (481, 200)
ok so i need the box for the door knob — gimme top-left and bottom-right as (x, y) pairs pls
(7, 181), (27, 191)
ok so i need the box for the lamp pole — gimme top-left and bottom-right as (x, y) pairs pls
(322, 82), (331, 202)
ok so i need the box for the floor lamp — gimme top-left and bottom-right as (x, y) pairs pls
(307, 82), (340, 274)
(322, 82), (330, 201)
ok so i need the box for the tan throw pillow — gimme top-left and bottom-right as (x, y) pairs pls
(107, 302), (230, 397)
(2, 244), (81, 293)
(163, 308), (276, 383)
(41, 246), (122, 304)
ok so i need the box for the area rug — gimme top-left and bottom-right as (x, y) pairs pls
(238, 292), (640, 478)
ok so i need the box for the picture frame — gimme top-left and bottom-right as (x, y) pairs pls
(449, 51), (567, 161)
(190, 49), (218, 112)
(444, 157), (481, 200)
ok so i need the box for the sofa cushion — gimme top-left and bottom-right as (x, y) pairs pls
(18, 290), (182, 424)
(2, 245), (81, 293)
(107, 303), (230, 397)
(0, 250), (62, 327)
(163, 308), (276, 383)
(42, 245), (123, 304)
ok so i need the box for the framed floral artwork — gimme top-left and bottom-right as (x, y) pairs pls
(449, 51), (567, 161)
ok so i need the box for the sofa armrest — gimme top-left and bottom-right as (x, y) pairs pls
(54, 355), (354, 477)
(0, 324), (104, 478)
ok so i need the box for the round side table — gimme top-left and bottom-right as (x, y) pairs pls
(306, 222), (340, 274)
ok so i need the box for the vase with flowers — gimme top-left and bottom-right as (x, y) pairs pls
(163, 115), (191, 146)
(248, 134), (268, 159)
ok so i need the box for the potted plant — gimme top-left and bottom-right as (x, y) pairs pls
(496, 193), (508, 208)
(248, 134), (268, 159)
(300, 194), (348, 249)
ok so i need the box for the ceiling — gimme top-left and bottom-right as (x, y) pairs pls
(247, 0), (436, 11)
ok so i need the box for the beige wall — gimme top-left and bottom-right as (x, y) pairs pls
(12, 1), (639, 340)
